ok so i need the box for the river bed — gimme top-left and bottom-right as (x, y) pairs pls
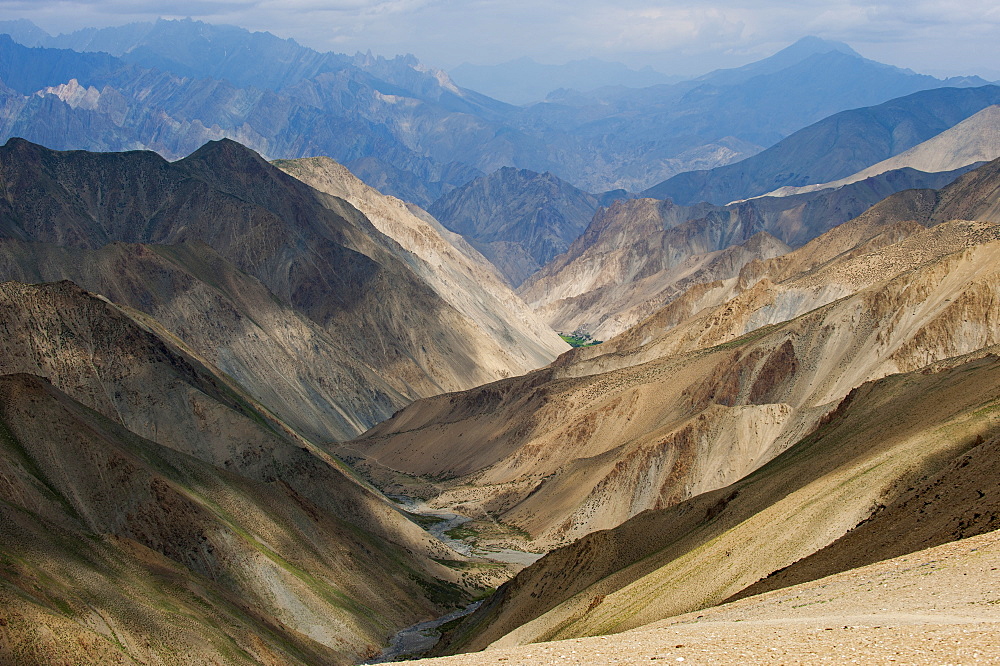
(362, 601), (483, 664)
(360, 496), (542, 662)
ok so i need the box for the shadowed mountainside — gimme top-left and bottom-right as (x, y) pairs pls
(0, 281), (471, 664)
(0, 138), (563, 440)
(271, 156), (567, 358)
(426, 167), (601, 286)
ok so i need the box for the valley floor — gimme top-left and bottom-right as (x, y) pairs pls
(416, 529), (1000, 664)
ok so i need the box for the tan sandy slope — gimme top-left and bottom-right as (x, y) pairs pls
(274, 156), (568, 371)
(419, 529), (1000, 665)
(436, 350), (1000, 653)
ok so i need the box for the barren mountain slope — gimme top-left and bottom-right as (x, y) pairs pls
(272, 156), (567, 366)
(0, 239), (408, 442)
(767, 104), (1000, 197)
(0, 280), (463, 560)
(576, 158), (1000, 369)
(418, 530), (1000, 665)
(0, 372), (464, 665)
(426, 167), (600, 286)
(436, 351), (1000, 653)
(347, 225), (1000, 552)
(520, 166), (968, 340)
(730, 405), (1000, 603)
(0, 138), (556, 436)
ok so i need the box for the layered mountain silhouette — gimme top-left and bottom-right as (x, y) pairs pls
(644, 84), (1000, 205)
(0, 22), (989, 202)
(764, 104), (1000, 197)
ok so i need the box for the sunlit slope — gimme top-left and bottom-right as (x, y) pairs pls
(350, 222), (1000, 550)
(440, 351), (1000, 652)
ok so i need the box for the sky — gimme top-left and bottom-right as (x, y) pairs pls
(0, 0), (998, 79)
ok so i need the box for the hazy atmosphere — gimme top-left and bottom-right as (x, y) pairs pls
(1, 0), (999, 77)
(4, 0), (1000, 663)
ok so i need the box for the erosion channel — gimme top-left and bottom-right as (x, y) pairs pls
(364, 496), (543, 663)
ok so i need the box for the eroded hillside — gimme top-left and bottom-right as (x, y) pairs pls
(0, 282), (473, 665)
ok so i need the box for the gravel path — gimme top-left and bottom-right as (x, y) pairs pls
(415, 530), (1000, 664)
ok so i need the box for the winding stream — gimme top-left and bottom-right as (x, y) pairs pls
(362, 601), (482, 664)
(361, 496), (542, 663)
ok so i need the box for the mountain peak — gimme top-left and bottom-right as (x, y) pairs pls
(781, 36), (861, 59)
(696, 35), (863, 87)
(180, 138), (268, 165)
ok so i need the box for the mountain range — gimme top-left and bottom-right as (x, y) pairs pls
(0, 20), (991, 204)
(4, 14), (1000, 666)
(345, 156), (1000, 655)
(449, 57), (684, 105)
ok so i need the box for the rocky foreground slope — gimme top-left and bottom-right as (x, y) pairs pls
(0, 281), (469, 665)
(420, 529), (1000, 664)
(438, 349), (1000, 652)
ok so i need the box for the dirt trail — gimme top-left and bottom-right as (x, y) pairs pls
(416, 530), (1000, 664)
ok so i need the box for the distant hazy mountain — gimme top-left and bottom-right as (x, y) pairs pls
(644, 85), (1000, 205)
(694, 36), (862, 87)
(0, 21), (989, 202)
(428, 167), (601, 285)
(765, 104), (1000, 197)
(450, 57), (684, 105)
(518, 37), (990, 192)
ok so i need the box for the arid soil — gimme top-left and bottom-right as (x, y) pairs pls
(417, 529), (1000, 664)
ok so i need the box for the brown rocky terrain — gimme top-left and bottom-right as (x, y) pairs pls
(519, 164), (971, 340)
(0, 138), (563, 440)
(418, 529), (1000, 664)
(434, 350), (1000, 653)
(347, 210), (1000, 553)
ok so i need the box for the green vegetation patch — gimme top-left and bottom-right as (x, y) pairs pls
(444, 526), (479, 541)
(410, 514), (448, 529)
(560, 334), (603, 348)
